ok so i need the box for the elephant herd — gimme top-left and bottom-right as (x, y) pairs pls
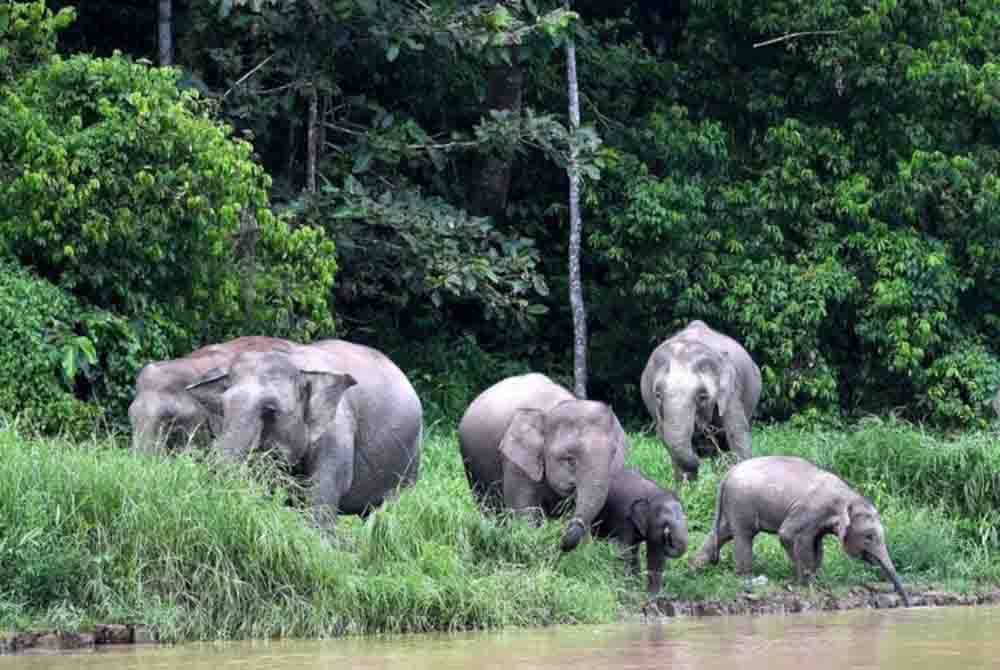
(128, 321), (912, 605)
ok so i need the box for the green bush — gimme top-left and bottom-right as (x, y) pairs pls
(0, 52), (337, 350)
(0, 0), (74, 84)
(0, 259), (105, 435)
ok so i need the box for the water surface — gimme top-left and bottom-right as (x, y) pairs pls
(6, 606), (998, 670)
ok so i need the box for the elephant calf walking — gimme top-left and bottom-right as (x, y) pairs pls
(592, 468), (688, 595)
(690, 456), (910, 606)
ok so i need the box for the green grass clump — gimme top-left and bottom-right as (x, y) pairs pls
(0, 416), (997, 640)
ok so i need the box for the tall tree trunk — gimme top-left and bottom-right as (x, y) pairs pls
(306, 84), (318, 194)
(565, 3), (587, 399)
(157, 0), (173, 66)
(472, 47), (523, 218)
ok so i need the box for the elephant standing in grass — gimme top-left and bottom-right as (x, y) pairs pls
(641, 320), (761, 484)
(175, 338), (422, 531)
(458, 373), (629, 554)
(129, 336), (289, 453)
(689, 456), (910, 606)
(592, 468), (688, 595)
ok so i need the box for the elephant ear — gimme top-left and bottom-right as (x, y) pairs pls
(300, 370), (358, 442)
(716, 353), (739, 419)
(499, 409), (547, 483)
(186, 368), (230, 416)
(832, 503), (852, 544)
(607, 409), (629, 474)
(627, 498), (650, 540)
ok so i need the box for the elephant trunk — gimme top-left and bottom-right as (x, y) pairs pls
(217, 393), (263, 463)
(665, 510), (689, 559)
(560, 474), (609, 553)
(872, 549), (910, 607)
(661, 413), (699, 479)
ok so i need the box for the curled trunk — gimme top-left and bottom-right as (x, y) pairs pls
(560, 475), (609, 553)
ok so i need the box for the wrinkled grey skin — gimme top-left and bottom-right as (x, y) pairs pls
(458, 373), (629, 554)
(592, 467), (688, 595)
(690, 456), (910, 606)
(640, 320), (761, 484)
(129, 336), (290, 453)
(184, 339), (423, 531)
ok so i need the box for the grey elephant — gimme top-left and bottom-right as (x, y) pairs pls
(180, 338), (422, 530)
(129, 336), (289, 453)
(640, 320), (761, 483)
(592, 467), (688, 595)
(689, 456), (910, 606)
(458, 373), (629, 554)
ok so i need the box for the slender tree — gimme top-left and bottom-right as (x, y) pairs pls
(157, 0), (173, 66)
(564, 0), (587, 399)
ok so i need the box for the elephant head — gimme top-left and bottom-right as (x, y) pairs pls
(837, 500), (910, 606)
(500, 399), (628, 553)
(629, 493), (688, 594)
(630, 494), (689, 560)
(648, 343), (738, 481)
(186, 351), (357, 467)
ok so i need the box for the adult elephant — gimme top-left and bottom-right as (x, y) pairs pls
(458, 373), (629, 554)
(640, 320), (761, 484)
(129, 336), (289, 453)
(184, 339), (423, 530)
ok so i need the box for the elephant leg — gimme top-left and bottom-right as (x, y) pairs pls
(732, 531), (755, 576)
(309, 436), (355, 534)
(722, 403), (751, 460)
(689, 513), (733, 569)
(502, 461), (546, 526)
(812, 534), (826, 574)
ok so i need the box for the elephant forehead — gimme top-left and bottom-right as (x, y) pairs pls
(230, 351), (298, 379)
(548, 399), (611, 425)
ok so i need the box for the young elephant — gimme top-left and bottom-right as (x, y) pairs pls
(640, 320), (761, 484)
(690, 456), (910, 606)
(458, 373), (628, 555)
(592, 468), (689, 595)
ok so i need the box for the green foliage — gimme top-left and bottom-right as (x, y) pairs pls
(0, 259), (177, 436)
(0, 260), (104, 435)
(0, 0), (74, 83)
(0, 52), (338, 362)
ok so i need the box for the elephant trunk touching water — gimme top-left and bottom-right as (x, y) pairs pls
(460, 373), (629, 555)
(690, 456), (911, 607)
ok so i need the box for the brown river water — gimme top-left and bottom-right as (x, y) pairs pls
(5, 606), (999, 670)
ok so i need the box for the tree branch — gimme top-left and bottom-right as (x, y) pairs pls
(753, 30), (844, 49)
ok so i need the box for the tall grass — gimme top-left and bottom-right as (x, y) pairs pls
(0, 416), (997, 641)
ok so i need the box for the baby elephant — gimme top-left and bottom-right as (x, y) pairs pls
(690, 456), (910, 606)
(593, 468), (689, 595)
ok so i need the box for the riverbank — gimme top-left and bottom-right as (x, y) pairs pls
(1, 417), (998, 644)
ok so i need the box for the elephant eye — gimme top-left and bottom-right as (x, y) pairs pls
(654, 390), (663, 400)
(697, 391), (710, 404)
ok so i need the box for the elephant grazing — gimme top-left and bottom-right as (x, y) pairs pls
(640, 320), (761, 483)
(592, 468), (688, 595)
(458, 373), (629, 554)
(129, 336), (290, 453)
(689, 456), (911, 606)
(173, 338), (422, 531)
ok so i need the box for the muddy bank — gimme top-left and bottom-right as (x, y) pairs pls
(645, 585), (1000, 618)
(0, 624), (156, 654)
(4, 587), (1000, 654)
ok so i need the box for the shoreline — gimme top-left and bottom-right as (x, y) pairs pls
(5, 586), (999, 655)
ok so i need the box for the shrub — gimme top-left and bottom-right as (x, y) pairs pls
(0, 259), (105, 435)
(0, 52), (337, 350)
